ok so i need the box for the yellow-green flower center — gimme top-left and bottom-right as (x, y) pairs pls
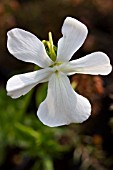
(50, 61), (63, 68)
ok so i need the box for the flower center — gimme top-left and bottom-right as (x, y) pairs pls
(53, 65), (60, 75)
(50, 61), (62, 67)
(42, 32), (63, 75)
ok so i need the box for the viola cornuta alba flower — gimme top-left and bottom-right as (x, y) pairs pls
(6, 17), (112, 127)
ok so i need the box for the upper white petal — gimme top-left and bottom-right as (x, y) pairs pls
(37, 72), (91, 127)
(6, 68), (53, 98)
(7, 28), (53, 68)
(59, 52), (112, 75)
(56, 17), (88, 62)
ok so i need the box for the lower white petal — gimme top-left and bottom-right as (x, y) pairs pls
(6, 68), (53, 98)
(37, 72), (91, 127)
(59, 52), (112, 75)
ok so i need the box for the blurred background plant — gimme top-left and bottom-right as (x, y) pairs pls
(0, 0), (113, 170)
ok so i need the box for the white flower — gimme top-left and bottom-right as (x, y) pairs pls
(6, 17), (112, 127)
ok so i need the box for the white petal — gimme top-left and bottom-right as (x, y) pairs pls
(59, 52), (112, 75)
(56, 17), (88, 62)
(6, 68), (53, 98)
(37, 72), (91, 127)
(7, 28), (53, 68)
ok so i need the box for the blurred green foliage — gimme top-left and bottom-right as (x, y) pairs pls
(0, 87), (72, 169)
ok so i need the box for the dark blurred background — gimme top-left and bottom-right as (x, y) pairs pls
(0, 0), (113, 170)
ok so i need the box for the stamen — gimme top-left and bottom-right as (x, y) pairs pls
(48, 32), (56, 61)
